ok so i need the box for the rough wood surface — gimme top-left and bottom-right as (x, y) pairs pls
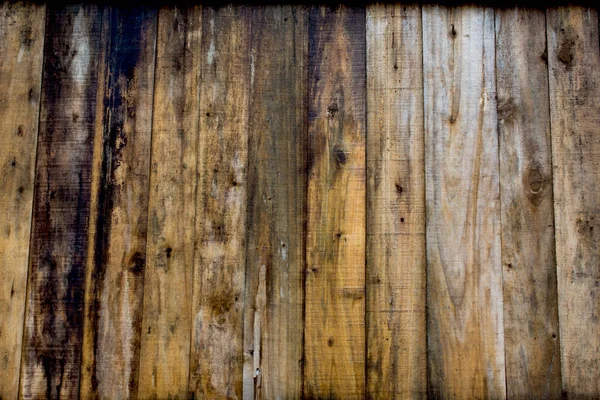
(79, 7), (157, 399)
(365, 4), (426, 399)
(19, 5), (103, 398)
(242, 6), (307, 400)
(423, 5), (506, 398)
(0, 3), (45, 398)
(137, 7), (201, 398)
(495, 8), (562, 399)
(547, 7), (600, 397)
(189, 6), (251, 399)
(304, 6), (366, 399)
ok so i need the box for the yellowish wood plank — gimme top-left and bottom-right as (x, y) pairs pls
(365, 4), (426, 399)
(137, 6), (201, 398)
(547, 7), (600, 397)
(423, 5), (506, 398)
(242, 6), (307, 400)
(189, 6), (251, 398)
(0, 3), (45, 398)
(304, 6), (366, 399)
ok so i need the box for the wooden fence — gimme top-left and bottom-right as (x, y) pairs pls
(1, 2), (599, 398)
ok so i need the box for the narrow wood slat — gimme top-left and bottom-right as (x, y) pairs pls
(19, 5), (103, 398)
(189, 6), (251, 398)
(137, 7), (201, 398)
(304, 6), (366, 399)
(495, 8), (562, 399)
(547, 7), (600, 397)
(79, 7), (157, 399)
(242, 6), (307, 400)
(0, 3), (45, 398)
(423, 6), (506, 398)
(365, 5), (426, 399)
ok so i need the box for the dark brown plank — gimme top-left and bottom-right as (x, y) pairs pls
(19, 5), (103, 398)
(304, 5), (367, 399)
(189, 6), (251, 399)
(242, 6), (308, 400)
(79, 7), (157, 399)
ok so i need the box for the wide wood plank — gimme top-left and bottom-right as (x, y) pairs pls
(137, 7), (201, 398)
(547, 7), (600, 397)
(79, 7), (157, 399)
(19, 5), (103, 398)
(365, 5), (426, 399)
(189, 6), (251, 398)
(495, 8), (562, 399)
(242, 6), (307, 400)
(304, 6), (366, 399)
(0, 3), (45, 398)
(423, 5), (506, 398)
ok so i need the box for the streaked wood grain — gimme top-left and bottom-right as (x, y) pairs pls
(0, 3), (45, 398)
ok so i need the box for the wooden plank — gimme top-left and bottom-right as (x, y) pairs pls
(495, 8), (562, 399)
(0, 3), (45, 398)
(365, 4), (426, 399)
(79, 7), (157, 399)
(242, 6), (307, 400)
(304, 6), (366, 398)
(19, 5), (103, 398)
(423, 5), (506, 398)
(547, 7), (600, 397)
(137, 6), (201, 398)
(189, 6), (251, 398)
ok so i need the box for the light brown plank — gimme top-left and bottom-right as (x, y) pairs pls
(365, 4), (426, 399)
(423, 5), (506, 398)
(19, 5), (103, 398)
(79, 7), (157, 399)
(137, 6), (201, 398)
(304, 6), (366, 399)
(495, 8), (562, 399)
(189, 6), (251, 398)
(242, 6), (307, 400)
(547, 7), (600, 397)
(0, 3), (45, 398)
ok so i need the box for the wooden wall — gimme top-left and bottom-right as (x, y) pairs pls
(1, 2), (599, 399)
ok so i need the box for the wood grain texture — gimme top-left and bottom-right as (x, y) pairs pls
(19, 5), (103, 398)
(79, 7), (157, 399)
(495, 8), (562, 399)
(242, 6), (307, 400)
(0, 3), (45, 398)
(423, 5), (506, 398)
(189, 6), (251, 399)
(304, 6), (366, 399)
(365, 5), (426, 399)
(137, 7), (201, 398)
(547, 7), (600, 397)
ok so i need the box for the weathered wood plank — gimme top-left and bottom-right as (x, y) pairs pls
(137, 7), (201, 398)
(0, 3), (45, 398)
(304, 6), (366, 399)
(365, 5), (426, 399)
(423, 5), (506, 398)
(79, 7), (157, 399)
(242, 6), (307, 400)
(547, 7), (600, 397)
(19, 5), (103, 398)
(495, 8), (562, 399)
(189, 6), (251, 398)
